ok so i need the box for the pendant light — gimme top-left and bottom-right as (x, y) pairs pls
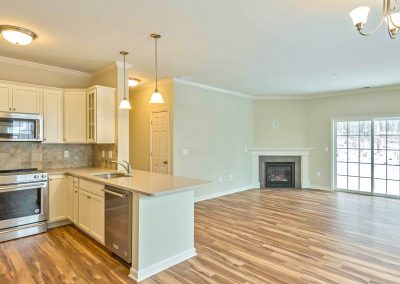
(149, 34), (165, 104)
(119, 51), (132, 109)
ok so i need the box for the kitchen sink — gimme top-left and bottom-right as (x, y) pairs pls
(92, 172), (131, 179)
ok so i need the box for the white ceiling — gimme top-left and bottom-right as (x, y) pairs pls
(0, 0), (398, 97)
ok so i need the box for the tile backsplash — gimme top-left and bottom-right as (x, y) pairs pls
(0, 142), (94, 170)
(93, 144), (118, 169)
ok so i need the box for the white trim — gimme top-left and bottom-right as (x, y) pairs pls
(0, 56), (91, 78)
(194, 185), (253, 202)
(173, 78), (254, 99)
(129, 248), (196, 282)
(309, 185), (333, 191)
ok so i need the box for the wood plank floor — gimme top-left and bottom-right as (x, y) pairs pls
(1, 189), (400, 283)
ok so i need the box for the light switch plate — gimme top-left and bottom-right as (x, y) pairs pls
(64, 151), (69, 158)
(102, 150), (105, 158)
(272, 121), (279, 128)
(108, 151), (113, 159)
(182, 148), (189, 156)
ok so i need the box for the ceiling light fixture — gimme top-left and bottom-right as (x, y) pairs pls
(0, 25), (37, 45)
(128, 78), (141, 87)
(149, 34), (165, 104)
(350, 0), (400, 39)
(119, 51), (132, 110)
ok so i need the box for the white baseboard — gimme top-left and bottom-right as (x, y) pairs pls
(194, 185), (253, 202)
(309, 185), (333, 191)
(48, 219), (72, 229)
(129, 248), (196, 282)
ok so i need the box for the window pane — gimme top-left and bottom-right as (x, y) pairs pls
(360, 150), (371, 163)
(337, 122), (347, 135)
(348, 177), (359, 190)
(387, 180), (400, 196)
(349, 122), (359, 135)
(337, 149), (347, 162)
(360, 121), (371, 135)
(348, 136), (359, 148)
(360, 178), (371, 192)
(337, 136), (347, 148)
(374, 165), (386, 179)
(360, 164), (371, 177)
(374, 179), (386, 194)
(387, 151), (400, 165)
(360, 136), (371, 149)
(387, 120), (400, 134)
(374, 150), (386, 164)
(348, 150), (359, 162)
(374, 136), (386, 150)
(387, 136), (400, 150)
(337, 163), (347, 175)
(348, 163), (359, 176)
(337, 176), (347, 189)
(374, 121), (387, 135)
(387, 165), (400, 180)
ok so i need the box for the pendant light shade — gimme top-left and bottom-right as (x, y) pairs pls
(119, 51), (132, 110)
(149, 34), (165, 104)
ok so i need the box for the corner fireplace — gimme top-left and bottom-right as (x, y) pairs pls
(265, 162), (295, 188)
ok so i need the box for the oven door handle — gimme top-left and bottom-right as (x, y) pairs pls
(0, 182), (47, 192)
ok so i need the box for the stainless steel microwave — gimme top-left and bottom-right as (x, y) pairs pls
(0, 112), (43, 142)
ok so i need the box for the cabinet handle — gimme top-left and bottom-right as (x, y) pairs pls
(87, 195), (91, 199)
(8, 108), (11, 111)
(74, 190), (78, 193)
(13, 108), (16, 111)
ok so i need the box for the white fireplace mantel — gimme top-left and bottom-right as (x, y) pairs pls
(249, 148), (313, 189)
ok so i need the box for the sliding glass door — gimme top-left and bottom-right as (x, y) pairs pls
(334, 118), (400, 197)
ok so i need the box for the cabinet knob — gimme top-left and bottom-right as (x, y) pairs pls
(8, 108), (11, 111)
(74, 190), (78, 193)
(13, 108), (16, 111)
(87, 196), (91, 199)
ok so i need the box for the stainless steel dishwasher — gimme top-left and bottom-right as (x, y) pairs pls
(103, 185), (132, 263)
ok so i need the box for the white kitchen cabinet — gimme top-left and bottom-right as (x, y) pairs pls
(78, 180), (105, 244)
(12, 84), (42, 113)
(73, 177), (79, 224)
(66, 176), (74, 221)
(63, 90), (86, 143)
(0, 83), (12, 112)
(86, 86), (115, 143)
(43, 88), (63, 143)
(49, 175), (67, 223)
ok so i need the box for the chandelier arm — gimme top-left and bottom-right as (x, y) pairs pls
(359, 0), (387, 36)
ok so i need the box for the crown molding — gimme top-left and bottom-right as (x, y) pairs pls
(173, 78), (254, 99)
(0, 56), (92, 78)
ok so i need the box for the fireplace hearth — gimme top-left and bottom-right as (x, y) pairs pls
(265, 162), (295, 188)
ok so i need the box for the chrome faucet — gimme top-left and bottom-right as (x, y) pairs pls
(111, 160), (132, 175)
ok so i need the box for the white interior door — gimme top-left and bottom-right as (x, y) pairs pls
(150, 110), (170, 174)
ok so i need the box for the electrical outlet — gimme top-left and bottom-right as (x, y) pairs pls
(219, 176), (223, 183)
(101, 150), (105, 158)
(324, 146), (329, 152)
(182, 148), (189, 156)
(244, 146), (248, 152)
(272, 121), (279, 128)
(108, 151), (113, 159)
(64, 151), (69, 158)
(317, 171), (321, 178)
(229, 174), (234, 181)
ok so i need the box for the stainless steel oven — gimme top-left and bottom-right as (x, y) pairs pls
(0, 169), (48, 242)
(0, 112), (43, 142)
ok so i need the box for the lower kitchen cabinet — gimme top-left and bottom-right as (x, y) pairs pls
(67, 176), (79, 223)
(49, 175), (67, 223)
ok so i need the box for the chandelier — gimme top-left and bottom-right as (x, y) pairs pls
(350, 0), (400, 39)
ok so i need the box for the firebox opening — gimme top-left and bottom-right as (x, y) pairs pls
(265, 162), (295, 188)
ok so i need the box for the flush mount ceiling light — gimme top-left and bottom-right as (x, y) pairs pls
(350, 0), (400, 39)
(149, 34), (165, 104)
(128, 78), (141, 87)
(0, 25), (37, 45)
(119, 51), (132, 110)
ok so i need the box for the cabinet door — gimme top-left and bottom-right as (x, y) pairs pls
(66, 176), (74, 221)
(78, 190), (91, 232)
(64, 91), (86, 143)
(49, 175), (67, 223)
(73, 178), (79, 224)
(90, 194), (105, 244)
(0, 83), (12, 112)
(12, 85), (42, 113)
(86, 89), (96, 143)
(43, 89), (63, 143)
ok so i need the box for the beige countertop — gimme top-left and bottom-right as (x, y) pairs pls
(45, 167), (209, 196)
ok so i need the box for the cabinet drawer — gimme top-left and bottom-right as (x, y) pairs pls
(79, 179), (104, 197)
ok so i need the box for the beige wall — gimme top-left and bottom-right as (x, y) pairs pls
(0, 61), (91, 88)
(173, 82), (254, 198)
(254, 99), (307, 148)
(129, 79), (174, 172)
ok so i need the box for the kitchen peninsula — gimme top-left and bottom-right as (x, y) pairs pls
(46, 167), (209, 282)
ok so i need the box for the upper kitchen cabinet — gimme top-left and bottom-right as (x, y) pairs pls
(43, 88), (63, 143)
(12, 84), (42, 113)
(63, 90), (87, 143)
(87, 86), (115, 144)
(0, 83), (12, 112)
